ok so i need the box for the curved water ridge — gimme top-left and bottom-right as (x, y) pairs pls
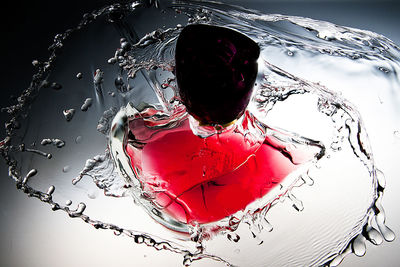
(0, 0), (398, 266)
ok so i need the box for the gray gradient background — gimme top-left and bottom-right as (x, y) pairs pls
(0, 0), (399, 266)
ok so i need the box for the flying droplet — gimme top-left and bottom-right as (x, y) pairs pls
(81, 98), (93, 111)
(87, 189), (98, 199)
(75, 136), (83, 144)
(63, 109), (75, 122)
(63, 165), (71, 173)
(51, 82), (62, 90)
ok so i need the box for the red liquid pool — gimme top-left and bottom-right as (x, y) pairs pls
(125, 111), (321, 224)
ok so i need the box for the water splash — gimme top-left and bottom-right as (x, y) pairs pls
(1, 0), (398, 266)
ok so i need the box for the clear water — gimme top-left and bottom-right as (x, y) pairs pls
(1, 0), (398, 266)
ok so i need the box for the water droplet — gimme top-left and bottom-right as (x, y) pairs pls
(75, 136), (83, 144)
(135, 236), (144, 244)
(24, 147), (52, 159)
(40, 139), (52, 146)
(76, 72), (83, 79)
(287, 191), (304, 212)
(376, 169), (386, 189)
(81, 98), (93, 111)
(69, 202), (86, 217)
(378, 66), (390, 73)
(121, 40), (131, 51)
(115, 75), (126, 92)
(63, 109), (75, 122)
(22, 169), (38, 184)
(108, 57), (117, 64)
(376, 214), (395, 242)
(183, 258), (192, 266)
(65, 200), (72, 206)
(63, 165), (71, 173)
(227, 233), (240, 242)
(94, 69), (104, 85)
(301, 173), (314, 186)
(41, 138), (65, 148)
(47, 185), (55, 195)
(51, 82), (62, 90)
(97, 107), (117, 135)
(87, 189), (98, 199)
(394, 130), (400, 139)
(366, 227), (383, 245)
(352, 235), (366, 257)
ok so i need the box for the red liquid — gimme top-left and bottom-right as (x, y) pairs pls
(125, 113), (320, 225)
